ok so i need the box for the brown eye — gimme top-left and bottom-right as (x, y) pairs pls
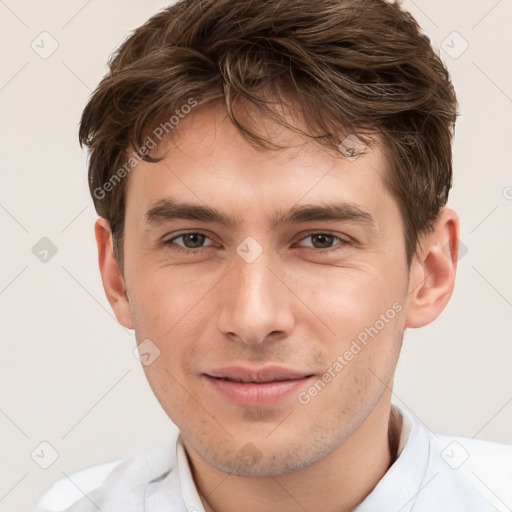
(165, 232), (214, 250)
(297, 233), (349, 250)
(310, 233), (335, 248)
(180, 233), (207, 248)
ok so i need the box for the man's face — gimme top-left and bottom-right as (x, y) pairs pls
(121, 103), (411, 476)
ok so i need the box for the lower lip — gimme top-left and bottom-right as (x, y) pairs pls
(205, 375), (313, 407)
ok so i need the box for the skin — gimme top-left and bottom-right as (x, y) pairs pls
(96, 102), (459, 512)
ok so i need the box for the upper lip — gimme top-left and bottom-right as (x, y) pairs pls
(206, 366), (313, 383)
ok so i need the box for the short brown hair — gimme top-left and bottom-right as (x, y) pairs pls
(79, 0), (458, 271)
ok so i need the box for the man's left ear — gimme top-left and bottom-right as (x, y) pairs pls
(405, 207), (460, 328)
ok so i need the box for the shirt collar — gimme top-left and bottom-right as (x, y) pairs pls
(176, 434), (208, 511)
(353, 405), (430, 512)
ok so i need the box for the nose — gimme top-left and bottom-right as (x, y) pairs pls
(217, 250), (295, 345)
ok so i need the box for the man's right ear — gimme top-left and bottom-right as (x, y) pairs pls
(95, 218), (133, 329)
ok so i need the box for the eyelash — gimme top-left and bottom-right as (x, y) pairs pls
(163, 231), (351, 255)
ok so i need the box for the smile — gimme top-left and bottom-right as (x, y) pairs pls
(204, 366), (314, 407)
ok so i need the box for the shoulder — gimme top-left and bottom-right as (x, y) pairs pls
(35, 441), (177, 512)
(433, 432), (512, 511)
(35, 459), (123, 511)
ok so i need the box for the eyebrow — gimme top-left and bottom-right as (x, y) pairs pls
(144, 198), (375, 228)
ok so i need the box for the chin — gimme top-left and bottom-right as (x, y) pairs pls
(198, 436), (334, 477)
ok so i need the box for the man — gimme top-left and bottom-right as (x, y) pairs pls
(36, 0), (512, 511)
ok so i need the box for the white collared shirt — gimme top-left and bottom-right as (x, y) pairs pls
(36, 405), (512, 512)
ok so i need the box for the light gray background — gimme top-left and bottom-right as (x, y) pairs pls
(1, 1), (511, 511)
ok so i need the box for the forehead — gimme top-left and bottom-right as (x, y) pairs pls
(124, 103), (394, 226)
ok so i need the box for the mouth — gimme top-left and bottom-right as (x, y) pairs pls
(213, 376), (306, 383)
(204, 366), (315, 407)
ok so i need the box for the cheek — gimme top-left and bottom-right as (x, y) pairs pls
(299, 307), (405, 424)
(289, 263), (405, 342)
(129, 272), (212, 398)
(134, 303), (203, 408)
(292, 265), (407, 403)
(128, 266), (214, 336)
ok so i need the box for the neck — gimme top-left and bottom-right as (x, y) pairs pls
(186, 397), (402, 512)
